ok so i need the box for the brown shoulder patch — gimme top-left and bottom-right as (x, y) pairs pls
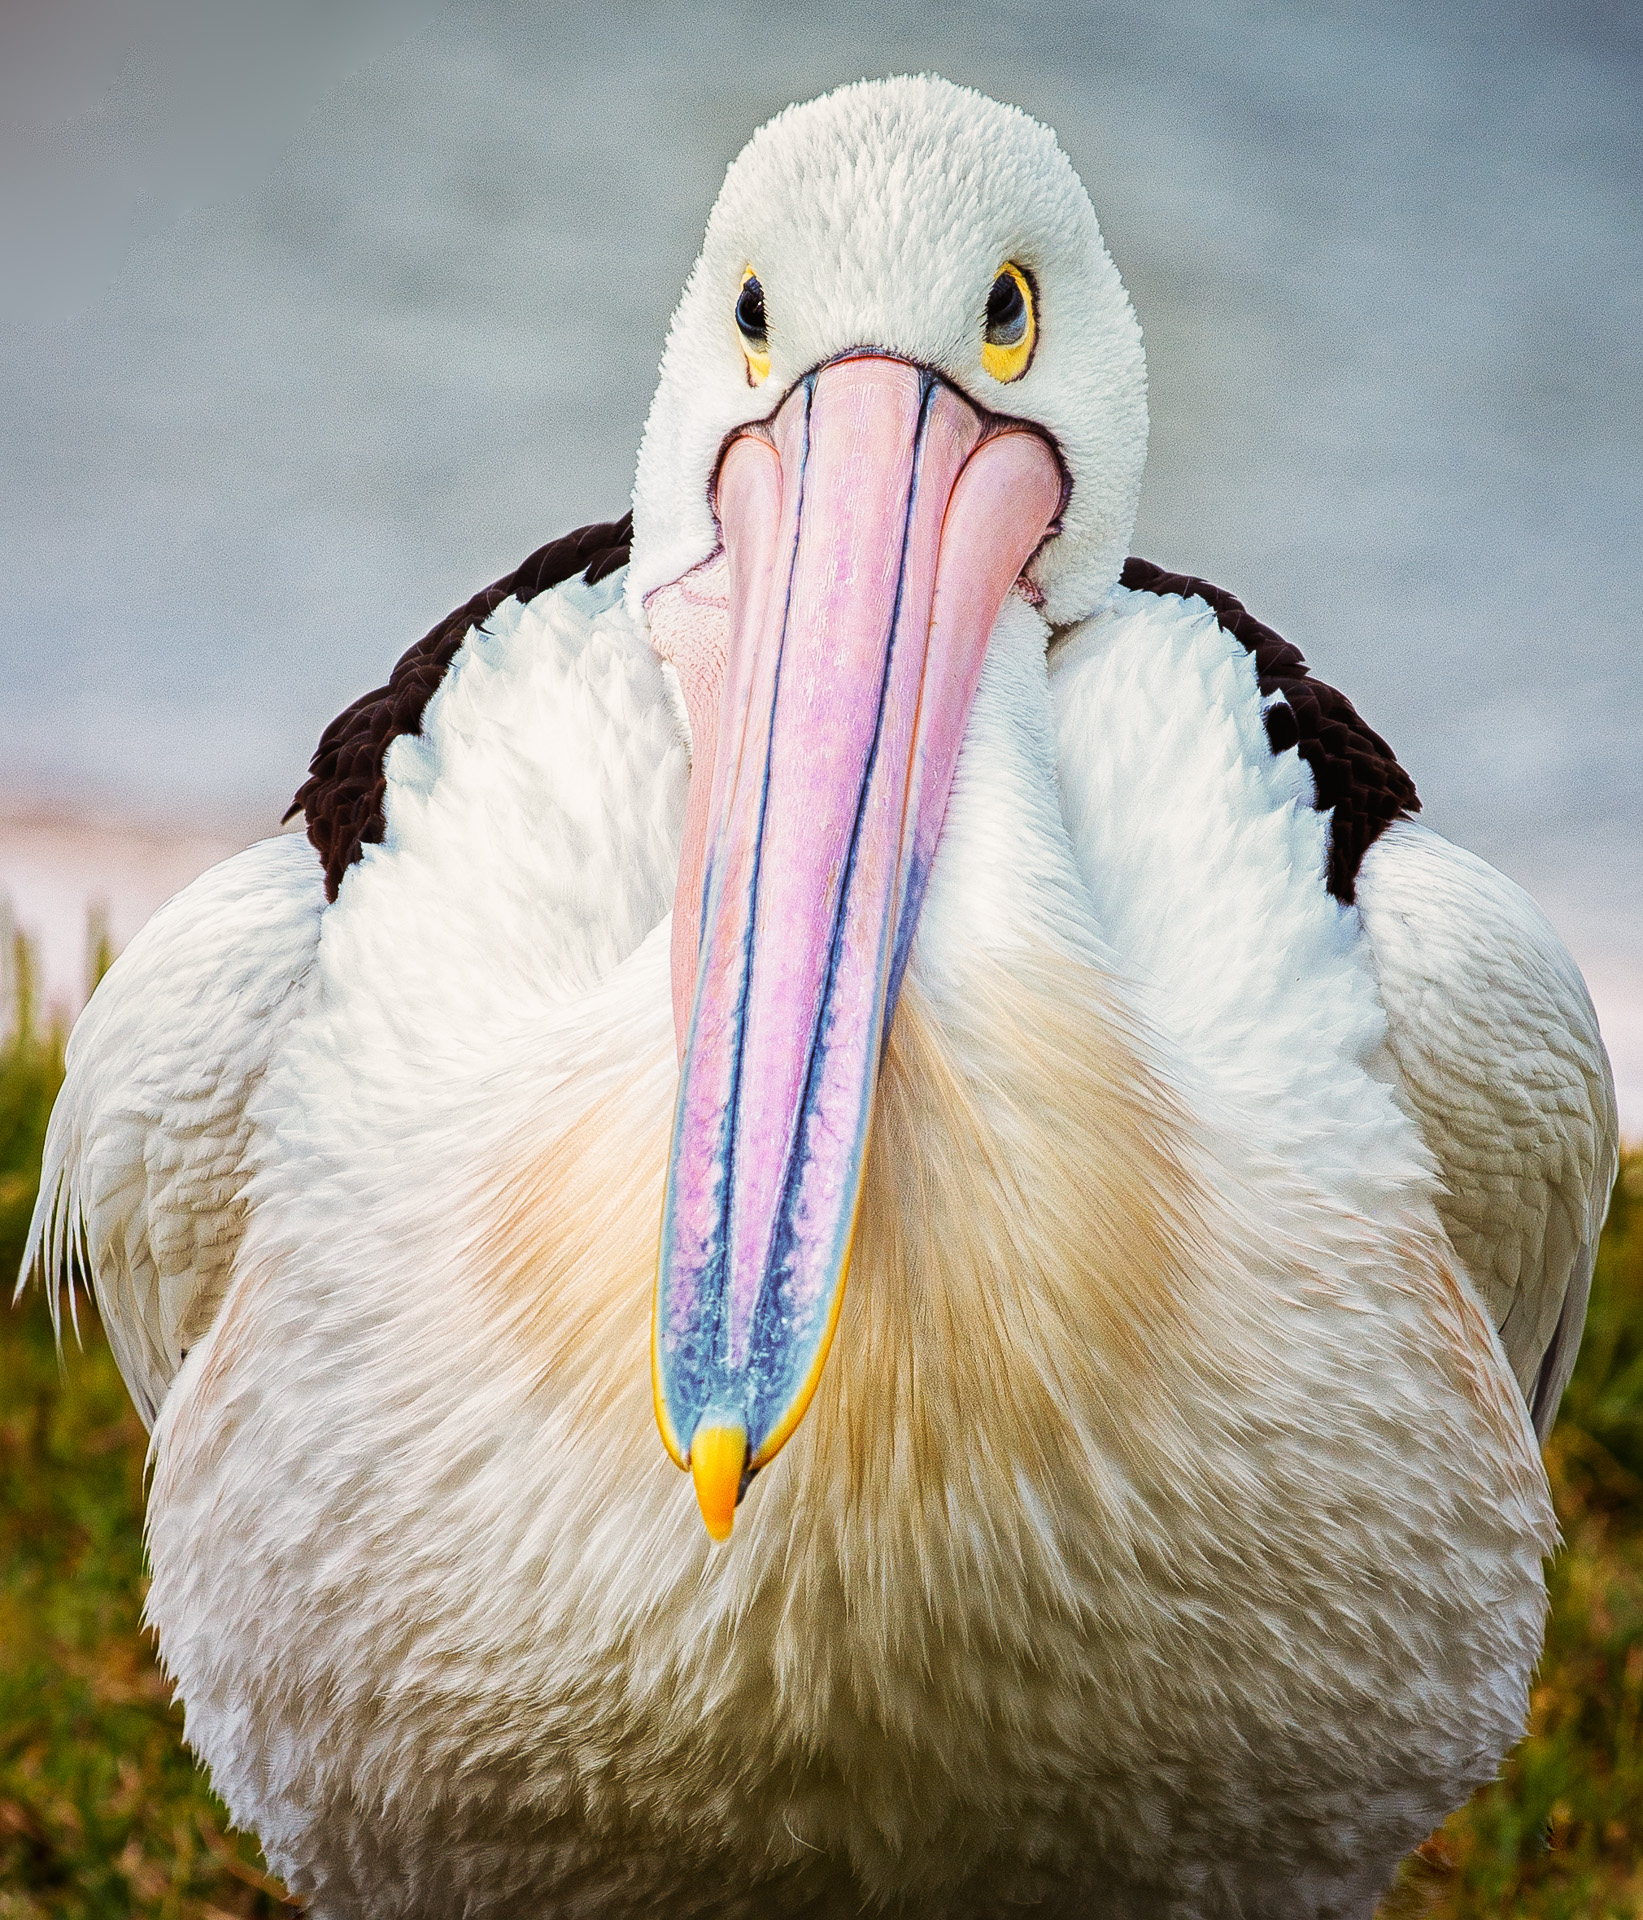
(1119, 557), (1419, 904)
(289, 513), (633, 901)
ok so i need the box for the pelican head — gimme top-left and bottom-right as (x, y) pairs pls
(631, 76), (1148, 1539)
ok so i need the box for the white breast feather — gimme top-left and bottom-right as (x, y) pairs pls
(1050, 584), (1430, 1224)
(314, 568), (686, 1087)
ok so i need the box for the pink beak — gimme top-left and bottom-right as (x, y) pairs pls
(649, 355), (1064, 1539)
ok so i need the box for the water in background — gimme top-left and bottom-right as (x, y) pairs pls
(2, 0), (1639, 1108)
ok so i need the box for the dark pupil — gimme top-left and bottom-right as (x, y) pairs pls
(986, 271), (1026, 343)
(736, 277), (767, 340)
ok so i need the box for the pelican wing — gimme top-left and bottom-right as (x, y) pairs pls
(21, 834), (324, 1427)
(1357, 820), (1619, 1438)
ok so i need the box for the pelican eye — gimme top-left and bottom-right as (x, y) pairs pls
(737, 269), (770, 384)
(982, 263), (1036, 382)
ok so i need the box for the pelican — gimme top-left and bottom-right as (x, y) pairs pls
(25, 75), (1618, 1919)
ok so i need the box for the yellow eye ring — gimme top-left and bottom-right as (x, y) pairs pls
(737, 267), (770, 385)
(981, 263), (1036, 383)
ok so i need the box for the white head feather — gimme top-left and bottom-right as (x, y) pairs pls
(627, 74), (1149, 629)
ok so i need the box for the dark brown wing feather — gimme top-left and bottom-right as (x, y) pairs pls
(289, 514), (633, 901)
(1120, 557), (1419, 904)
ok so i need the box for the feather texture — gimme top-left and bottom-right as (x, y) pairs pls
(130, 584), (1554, 1920)
(22, 835), (324, 1425)
(1357, 821), (1619, 1436)
(15, 70), (1619, 1920)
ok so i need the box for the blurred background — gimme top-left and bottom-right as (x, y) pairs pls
(1, 0), (1639, 1126)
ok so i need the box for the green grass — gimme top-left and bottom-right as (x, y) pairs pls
(1, 927), (1639, 1916)
(1383, 1151), (1643, 1919)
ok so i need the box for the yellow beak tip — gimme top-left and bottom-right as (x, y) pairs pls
(689, 1422), (748, 1544)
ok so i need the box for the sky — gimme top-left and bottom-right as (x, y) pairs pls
(1, 0), (1639, 988)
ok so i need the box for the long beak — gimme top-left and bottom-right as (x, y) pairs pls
(652, 355), (1064, 1541)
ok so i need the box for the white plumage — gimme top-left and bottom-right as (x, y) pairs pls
(30, 836), (325, 1425)
(23, 75), (1616, 1920)
(1356, 826), (1615, 1429)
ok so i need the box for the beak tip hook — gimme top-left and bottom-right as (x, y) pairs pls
(689, 1419), (750, 1545)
